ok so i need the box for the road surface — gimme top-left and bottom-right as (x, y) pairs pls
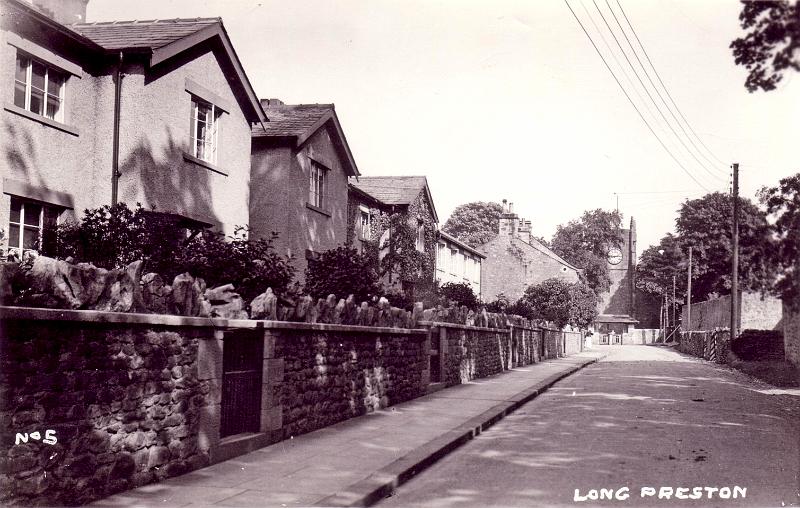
(379, 345), (800, 507)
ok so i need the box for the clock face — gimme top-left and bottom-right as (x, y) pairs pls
(607, 247), (623, 265)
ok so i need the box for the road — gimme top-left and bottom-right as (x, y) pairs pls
(379, 345), (800, 507)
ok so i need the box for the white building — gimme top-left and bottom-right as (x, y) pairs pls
(436, 231), (484, 299)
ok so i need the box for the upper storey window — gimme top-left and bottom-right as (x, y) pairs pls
(14, 53), (65, 122)
(190, 97), (221, 164)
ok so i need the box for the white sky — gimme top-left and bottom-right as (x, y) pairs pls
(89, 0), (799, 254)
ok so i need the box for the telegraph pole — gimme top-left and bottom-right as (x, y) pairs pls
(731, 163), (740, 339)
(686, 246), (693, 332)
(672, 274), (676, 333)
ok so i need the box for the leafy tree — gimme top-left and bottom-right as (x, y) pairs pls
(439, 282), (479, 310)
(376, 212), (435, 288)
(675, 192), (774, 301)
(550, 209), (623, 294)
(635, 233), (686, 298)
(519, 278), (598, 329)
(759, 173), (800, 303)
(305, 245), (381, 303)
(442, 201), (503, 247)
(730, 0), (800, 92)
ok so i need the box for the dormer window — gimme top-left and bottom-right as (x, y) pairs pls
(14, 53), (65, 122)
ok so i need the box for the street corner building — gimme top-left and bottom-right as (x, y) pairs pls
(0, 0), (267, 254)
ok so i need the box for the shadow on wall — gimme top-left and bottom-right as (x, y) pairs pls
(3, 121), (47, 188)
(118, 130), (220, 229)
(603, 271), (632, 315)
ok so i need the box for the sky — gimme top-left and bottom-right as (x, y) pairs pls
(88, 0), (800, 255)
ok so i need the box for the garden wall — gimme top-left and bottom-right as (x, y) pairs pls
(681, 292), (783, 332)
(678, 330), (731, 363)
(783, 301), (800, 367)
(0, 306), (582, 505)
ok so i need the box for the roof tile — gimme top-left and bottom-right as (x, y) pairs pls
(252, 104), (333, 138)
(348, 176), (428, 206)
(72, 18), (220, 50)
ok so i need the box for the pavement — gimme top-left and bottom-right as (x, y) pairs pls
(91, 350), (605, 508)
(380, 345), (800, 507)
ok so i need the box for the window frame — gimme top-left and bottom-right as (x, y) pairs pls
(358, 205), (371, 239)
(7, 196), (61, 257)
(190, 96), (221, 165)
(308, 160), (328, 210)
(14, 52), (66, 123)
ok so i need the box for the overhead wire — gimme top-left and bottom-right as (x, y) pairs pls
(563, 0), (712, 192)
(614, 0), (729, 170)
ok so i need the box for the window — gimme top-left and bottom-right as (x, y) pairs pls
(7, 196), (60, 256)
(415, 219), (425, 252)
(437, 243), (446, 271)
(14, 53), (65, 122)
(190, 97), (221, 164)
(309, 161), (327, 208)
(359, 207), (371, 239)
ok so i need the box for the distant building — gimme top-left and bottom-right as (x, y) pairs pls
(594, 218), (639, 336)
(477, 200), (580, 303)
(436, 230), (484, 299)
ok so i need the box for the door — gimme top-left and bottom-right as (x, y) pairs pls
(220, 332), (263, 438)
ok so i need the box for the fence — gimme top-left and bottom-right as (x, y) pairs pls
(679, 329), (731, 363)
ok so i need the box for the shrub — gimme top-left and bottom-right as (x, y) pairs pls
(520, 278), (598, 329)
(304, 245), (381, 303)
(439, 282), (479, 310)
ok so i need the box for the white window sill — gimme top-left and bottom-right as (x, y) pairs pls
(182, 151), (227, 176)
(306, 202), (331, 217)
(4, 103), (79, 136)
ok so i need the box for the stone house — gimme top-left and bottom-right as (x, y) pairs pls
(1, 0), (266, 258)
(436, 230), (484, 299)
(347, 176), (438, 293)
(250, 100), (359, 280)
(477, 201), (580, 303)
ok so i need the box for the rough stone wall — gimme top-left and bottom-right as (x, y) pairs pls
(784, 302), (800, 367)
(681, 292), (782, 331)
(679, 330), (730, 363)
(0, 320), (212, 506)
(275, 330), (427, 438)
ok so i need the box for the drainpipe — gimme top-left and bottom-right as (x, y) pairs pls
(111, 51), (124, 205)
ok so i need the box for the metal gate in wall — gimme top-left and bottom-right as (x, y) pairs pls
(220, 332), (263, 438)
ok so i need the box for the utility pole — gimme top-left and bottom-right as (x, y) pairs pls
(672, 274), (676, 333)
(731, 163), (740, 339)
(686, 246), (693, 332)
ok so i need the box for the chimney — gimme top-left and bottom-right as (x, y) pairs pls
(498, 198), (518, 237)
(32, 0), (88, 24)
(261, 98), (285, 108)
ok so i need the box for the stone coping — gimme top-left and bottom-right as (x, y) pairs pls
(0, 306), (427, 335)
(417, 320), (584, 335)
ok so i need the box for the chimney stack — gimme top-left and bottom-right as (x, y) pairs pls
(498, 198), (518, 237)
(32, 0), (88, 24)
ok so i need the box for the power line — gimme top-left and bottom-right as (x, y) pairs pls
(615, 0), (729, 170)
(604, 0), (729, 178)
(564, 0), (712, 192)
(591, 0), (725, 185)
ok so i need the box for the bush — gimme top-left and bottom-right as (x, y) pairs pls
(53, 203), (295, 302)
(520, 278), (598, 328)
(439, 282), (479, 310)
(304, 245), (381, 303)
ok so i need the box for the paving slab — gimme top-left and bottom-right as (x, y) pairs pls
(91, 351), (604, 508)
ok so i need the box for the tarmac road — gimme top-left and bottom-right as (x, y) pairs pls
(378, 345), (800, 507)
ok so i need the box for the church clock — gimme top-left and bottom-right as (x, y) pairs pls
(607, 247), (623, 265)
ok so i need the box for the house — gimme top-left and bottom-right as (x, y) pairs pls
(250, 100), (359, 279)
(1, 0), (266, 257)
(347, 176), (438, 293)
(477, 200), (580, 303)
(436, 230), (484, 299)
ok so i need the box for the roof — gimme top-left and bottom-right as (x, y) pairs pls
(526, 237), (582, 272)
(438, 231), (486, 259)
(595, 314), (639, 324)
(72, 18), (220, 50)
(72, 18), (266, 123)
(4, 0), (104, 52)
(349, 176), (439, 223)
(252, 103), (359, 177)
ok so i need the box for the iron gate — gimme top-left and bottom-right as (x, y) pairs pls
(220, 332), (263, 438)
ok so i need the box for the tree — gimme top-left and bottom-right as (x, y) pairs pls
(759, 173), (800, 303)
(519, 278), (598, 329)
(305, 245), (381, 303)
(675, 192), (774, 301)
(550, 209), (623, 295)
(730, 0), (800, 92)
(442, 201), (503, 247)
(635, 233), (686, 298)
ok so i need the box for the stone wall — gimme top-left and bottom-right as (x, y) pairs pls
(782, 302), (800, 367)
(681, 292), (783, 332)
(679, 330), (730, 363)
(0, 313), (216, 506)
(274, 328), (427, 438)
